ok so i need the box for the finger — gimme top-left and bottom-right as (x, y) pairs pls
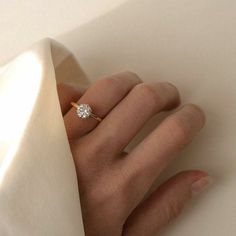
(123, 104), (206, 207)
(123, 171), (213, 236)
(90, 82), (180, 154)
(56, 82), (85, 115)
(64, 72), (142, 139)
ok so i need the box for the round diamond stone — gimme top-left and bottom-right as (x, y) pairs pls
(76, 104), (92, 119)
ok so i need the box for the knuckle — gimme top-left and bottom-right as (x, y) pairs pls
(98, 76), (125, 94)
(98, 76), (119, 87)
(122, 71), (141, 81)
(133, 83), (165, 109)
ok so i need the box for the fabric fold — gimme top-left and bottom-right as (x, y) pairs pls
(0, 38), (85, 236)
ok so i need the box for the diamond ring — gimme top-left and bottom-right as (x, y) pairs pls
(70, 102), (102, 122)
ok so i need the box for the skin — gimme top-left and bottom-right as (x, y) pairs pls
(57, 71), (212, 236)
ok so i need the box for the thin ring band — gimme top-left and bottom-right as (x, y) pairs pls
(70, 102), (102, 122)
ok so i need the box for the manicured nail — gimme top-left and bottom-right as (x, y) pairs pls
(191, 176), (213, 196)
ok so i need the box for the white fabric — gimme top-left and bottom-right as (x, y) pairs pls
(1, 0), (236, 235)
(0, 39), (85, 236)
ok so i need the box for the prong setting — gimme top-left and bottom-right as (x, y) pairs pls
(76, 104), (92, 119)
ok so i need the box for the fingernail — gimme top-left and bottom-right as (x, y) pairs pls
(191, 176), (213, 196)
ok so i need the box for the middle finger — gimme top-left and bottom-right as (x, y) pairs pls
(90, 82), (180, 155)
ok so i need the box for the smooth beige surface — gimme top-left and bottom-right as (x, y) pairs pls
(1, 0), (236, 235)
(0, 0), (127, 65)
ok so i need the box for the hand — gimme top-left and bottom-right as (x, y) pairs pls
(57, 72), (212, 236)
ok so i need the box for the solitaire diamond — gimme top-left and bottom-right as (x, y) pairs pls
(76, 104), (92, 119)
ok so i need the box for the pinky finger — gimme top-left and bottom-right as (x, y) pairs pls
(123, 171), (213, 236)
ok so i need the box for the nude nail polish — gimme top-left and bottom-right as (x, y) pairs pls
(191, 176), (213, 196)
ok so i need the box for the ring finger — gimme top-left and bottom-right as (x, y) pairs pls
(64, 72), (142, 139)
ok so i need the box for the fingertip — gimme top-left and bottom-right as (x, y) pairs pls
(191, 175), (214, 196)
(183, 103), (206, 129)
(173, 170), (213, 197)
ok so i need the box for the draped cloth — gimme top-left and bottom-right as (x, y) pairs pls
(0, 38), (85, 236)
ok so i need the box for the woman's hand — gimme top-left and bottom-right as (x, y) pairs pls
(57, 72), (212, 236)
